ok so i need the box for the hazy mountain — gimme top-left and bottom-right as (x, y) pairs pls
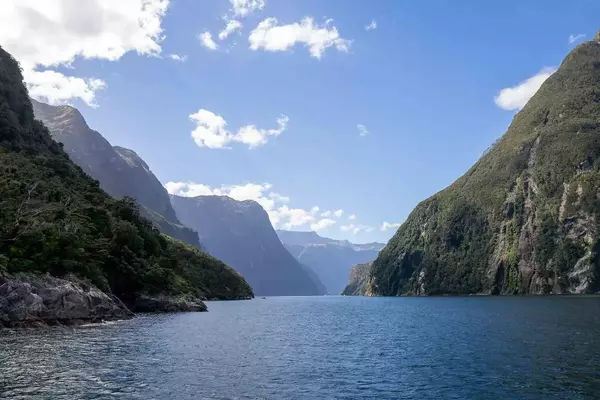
(277, 230), (384, 294)
(367, 34), (600, 296)
(170, 195), (325, 296)
(276, 230), (385, 251)
(31, 99), (200, 248)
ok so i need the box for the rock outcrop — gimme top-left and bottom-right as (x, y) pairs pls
(131, 294), (207, 313)
(0, 274), (133, 328)
(341, 262), (373, 296)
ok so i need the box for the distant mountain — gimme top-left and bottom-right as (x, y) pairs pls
(276, 230), (384, 251)
(341, 262), (372, 296)
(170, 195), (325, 296)
(276, 230), (384, 294)
(368, 33), (600, 295)
(31, 100), (200, 248)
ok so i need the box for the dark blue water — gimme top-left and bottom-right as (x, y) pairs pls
(1, 296), (600, 399)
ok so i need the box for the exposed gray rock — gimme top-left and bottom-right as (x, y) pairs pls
(341, 262), (373, 296)
(0, 274), (133, 328)
(132, 294), (207, 313)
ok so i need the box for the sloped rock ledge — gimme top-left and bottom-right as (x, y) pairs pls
(0, 274), (134, 328)
(132, 294), (208, 313)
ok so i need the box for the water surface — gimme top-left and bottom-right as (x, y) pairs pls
(1, 296), (600, 399)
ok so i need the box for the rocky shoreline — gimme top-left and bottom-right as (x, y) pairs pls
(0, 274), (218, 328)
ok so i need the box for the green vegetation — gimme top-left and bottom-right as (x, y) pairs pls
(0, 46), (252, 304)
(369, 36), (600, 295)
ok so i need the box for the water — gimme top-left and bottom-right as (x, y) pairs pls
(1, 296), (600, 399)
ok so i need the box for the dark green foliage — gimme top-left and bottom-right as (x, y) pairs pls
(369, 37), (600, 295)
(535, 214), (557, 268)
(0, 46), (253, 303)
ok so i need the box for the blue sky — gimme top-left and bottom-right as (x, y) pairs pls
(2, 0), (599, 243)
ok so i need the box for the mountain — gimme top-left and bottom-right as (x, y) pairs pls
(366, 34), (600, 296)
(277, 230), (384, 294)
(341, 262), (372, 296)
(170, 195), (325, 296)
(276, 230), (384, 251)
(0, 45), (253, 322)
(31, 100), (200, 248)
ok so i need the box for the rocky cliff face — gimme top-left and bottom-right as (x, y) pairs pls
(171, 195), (324, 296)
(367, 35), (600, 296)
(31, 100), (200, 248)
(341, 262), (372, 296)
(277, 230), (383, 294)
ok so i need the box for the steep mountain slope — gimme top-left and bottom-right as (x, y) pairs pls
(0, 46), (252, 314)
(31, 100), (200, 248)
(277, 230), (384, 294)
(368, 34), (600, 296)
(171, 195), (324, 296)
(341, 262), (372, 296)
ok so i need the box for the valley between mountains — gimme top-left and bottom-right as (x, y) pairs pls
(2, 32), (600, 327)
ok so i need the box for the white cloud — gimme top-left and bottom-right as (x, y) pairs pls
(189, 109), (230, 148)
(357, 124), (369, 136)
(219, 19), (243, 40)
(365, 20), (377, 31)
(168, 54), (188, 62)
(231, 0), (265, 17)
(311, 218), (336, 231)
(341, 224), (374, 235)
(24, 70), (106, 107)
(166, 181), (345, 233)
(321, 209), (344, 218)
(199, 31), (219, 50)
(494, 67), (557, 111)
(348, 214), (356, 221)
(188, 109), (288, 149)
(269, 192), (290, 203)
(165, 182), (216, 197)
(277, 206), (317, 229)
(236, 115), (289, 148)
(569, 33), (586, 44)
(0, 0), (169, 106)
(380, 221), (401, 231)
(249, 17), (351, 59)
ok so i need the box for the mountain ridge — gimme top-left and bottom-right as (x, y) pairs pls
(277, 230), (384, 294)
(31, 99), (201, 248)
(171, 195), (325, 296)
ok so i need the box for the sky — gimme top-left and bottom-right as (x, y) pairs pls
(0, 0), (599, 243)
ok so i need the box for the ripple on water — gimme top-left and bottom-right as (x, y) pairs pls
(1, 296), (600, 399)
